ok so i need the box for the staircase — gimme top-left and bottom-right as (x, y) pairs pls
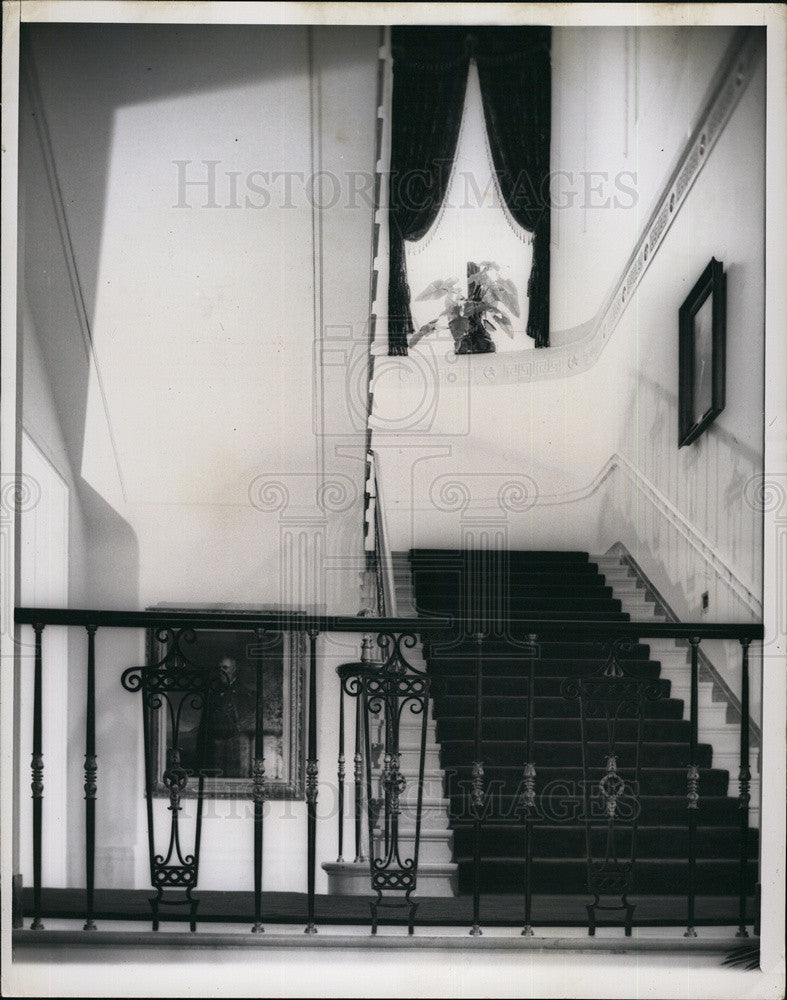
(402, 548), (758, 901)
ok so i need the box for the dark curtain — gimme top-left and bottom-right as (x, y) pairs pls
(476, 27), (551, 348)
(387, 26), (552, 355)
(387, 29), (470, 355)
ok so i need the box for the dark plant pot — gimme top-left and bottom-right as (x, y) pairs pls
(455, 319), (496, 355)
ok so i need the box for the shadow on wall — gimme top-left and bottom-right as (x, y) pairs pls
(67, 480), (142, 888)
(80, 480), (139, 610)
(23, 23), (378, 353)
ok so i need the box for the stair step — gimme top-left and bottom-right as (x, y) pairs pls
(370, 829), (454, 863)
(322, 860), (458, 897)
(435, 719), (695, 742)
(435, 700), (687, 732)
(415, 597), (625, 614)
(426, 640), (654, 660)
(415, 586), (617, 601)
(428, 659), (664, 680)
(437, 742), (713, 768)
(387, 548), (755, 900)
(445, 767), (731, 799)
(451, 824), (758, 859)
(434, 691), (681, 716)
(432, 679), (673, 701)
(454, 858), (757, 895)
(409, 549), (590, 564)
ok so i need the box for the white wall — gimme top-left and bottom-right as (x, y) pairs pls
(19, 23), (377, 892)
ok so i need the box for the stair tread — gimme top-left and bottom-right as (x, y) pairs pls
(390, 548), (752, 900)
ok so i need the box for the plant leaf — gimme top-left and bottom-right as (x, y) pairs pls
(448, 315), (469, 343)
(495, 284), (520, 317)
(409, 320), (437, 347)
(416, 278), (460, 302)
(494, 311), (512, 330)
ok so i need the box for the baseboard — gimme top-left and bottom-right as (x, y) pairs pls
(606, 541), (761, 745)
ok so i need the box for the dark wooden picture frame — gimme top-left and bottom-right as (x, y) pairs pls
(678, 256), (726, 447)
(147, 606), (306, 799)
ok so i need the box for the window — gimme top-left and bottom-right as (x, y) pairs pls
(406, 61), (534, 355)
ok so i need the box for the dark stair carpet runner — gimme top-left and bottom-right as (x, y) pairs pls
(408, 549), (758, 898)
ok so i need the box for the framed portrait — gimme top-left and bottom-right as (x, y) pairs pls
(147, 606), (306, 799)
(678, 256), (726, 447)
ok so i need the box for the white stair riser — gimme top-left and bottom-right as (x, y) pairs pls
(701, 733), (742, 755)
(370, 833), (454, 863)
(353, 805), (451, 832)
(622, 604), (666, 616)
(364, 774), (446, 799)
(323, 864), (458, 897)
(397, 748), (442, 770)
(713, 753), (761, 775)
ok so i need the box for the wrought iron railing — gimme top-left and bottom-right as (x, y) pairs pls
(13, 606), (762, 938)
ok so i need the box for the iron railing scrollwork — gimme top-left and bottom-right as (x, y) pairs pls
(561, 637), (663, 936)
(339, 631), (430, 935)
(122, 627), (232, 931)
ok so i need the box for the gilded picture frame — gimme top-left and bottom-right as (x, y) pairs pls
(147, 606), (306, 799)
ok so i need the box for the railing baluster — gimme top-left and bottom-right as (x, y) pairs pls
(83, 625), (98, 931)
(470, 630), (484, 936)
(304, 626), (319, 934)
(252, 628), (266, 933)
(30, 623), (45, 930)
(354, 693), (365, 863)
(737, 637), (752, 938)
(337, 684), (345, 863)
(522, 633), (538, 936)
(685, 636), (700, 937)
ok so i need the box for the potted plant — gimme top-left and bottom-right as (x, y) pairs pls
(410, 261), (520, 354)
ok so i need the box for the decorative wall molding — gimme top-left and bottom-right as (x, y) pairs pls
(589, 27), (763, 358)
(609, 451), (762, 617)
